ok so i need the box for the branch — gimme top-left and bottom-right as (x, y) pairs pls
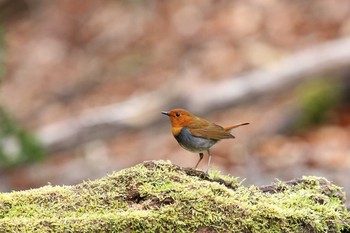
(36, 37), (350, 152)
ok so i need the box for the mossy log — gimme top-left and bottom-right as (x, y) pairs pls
(0, 160), (349, 232)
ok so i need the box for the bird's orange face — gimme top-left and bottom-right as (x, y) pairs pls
(162, 109), (194, 136)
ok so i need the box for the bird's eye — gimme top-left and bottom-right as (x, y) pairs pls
(175, 112), (181, 117)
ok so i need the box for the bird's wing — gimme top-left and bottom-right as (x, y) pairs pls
(188, 120), (234, 140)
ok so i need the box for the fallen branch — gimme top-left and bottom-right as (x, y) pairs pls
(36, 37), (350, 152)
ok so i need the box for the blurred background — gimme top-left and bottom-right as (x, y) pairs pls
(1, 0), (350, 205)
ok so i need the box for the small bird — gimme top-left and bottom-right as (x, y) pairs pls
(162, 109), (249, 172)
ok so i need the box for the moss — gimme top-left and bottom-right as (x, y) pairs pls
(0, 160), (349, 232)
(0, 107), (45, 168)
(294, 79), (343, 132)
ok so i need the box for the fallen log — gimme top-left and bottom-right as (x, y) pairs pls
(0, 160), (349, 232)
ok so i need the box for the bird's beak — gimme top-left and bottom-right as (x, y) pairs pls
(161, 111), (170, 116)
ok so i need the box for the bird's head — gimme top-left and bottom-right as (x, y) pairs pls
(161, 109), (194, 128)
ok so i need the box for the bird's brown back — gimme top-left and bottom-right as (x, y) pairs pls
(165, 108), (249, 140)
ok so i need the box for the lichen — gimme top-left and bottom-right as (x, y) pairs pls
(0, 160), (349, 232)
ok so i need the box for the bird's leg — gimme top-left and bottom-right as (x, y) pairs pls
(194, 152), (204, 169)
(205, 149), (212, 173)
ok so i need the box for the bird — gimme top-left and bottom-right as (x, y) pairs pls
(162, 108), (249, 172)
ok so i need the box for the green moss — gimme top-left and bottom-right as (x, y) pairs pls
(0, 160), (349, 232)
(294, 79), (343, 132)
(0, 107), (45, 168)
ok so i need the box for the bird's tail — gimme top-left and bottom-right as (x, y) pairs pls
(224, 122), (249, 131)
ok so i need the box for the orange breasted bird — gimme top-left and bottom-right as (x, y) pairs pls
(162, 109), (249, 172)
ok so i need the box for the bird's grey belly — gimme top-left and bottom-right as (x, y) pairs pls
(175, 127), (218, 152)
